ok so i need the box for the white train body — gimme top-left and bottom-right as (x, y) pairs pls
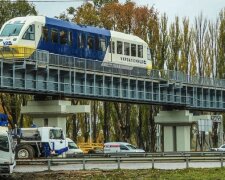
(0, 16), (152, 70)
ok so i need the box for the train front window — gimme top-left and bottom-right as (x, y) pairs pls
(0, 135), (9, 152)
(0, 23), (24, 37)
(22, 24), (35, 40)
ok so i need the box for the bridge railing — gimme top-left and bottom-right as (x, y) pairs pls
(3, 48), (225, 88)
(16, 151), (225, 171)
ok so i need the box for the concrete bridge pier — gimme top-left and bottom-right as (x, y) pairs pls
(155, 110), (193, 152)
(21, 100), (90, 135)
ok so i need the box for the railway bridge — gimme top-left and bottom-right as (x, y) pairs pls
(0, 49), (224, 152)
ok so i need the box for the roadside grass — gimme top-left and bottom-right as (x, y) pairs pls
(10, 168), (225, 180)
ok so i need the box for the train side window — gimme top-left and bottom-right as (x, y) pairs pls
(138, 45), (143, 58)
(131, 44), (136, 57)
(109, 41), (115, 53)
(124, 42), (130, 56)
(99, 38), (106, 51)
(42, 27), (48, 42)
(60, 30), (67, 45)
(51, 29), (58, 43)
(68, 31), (72, 46)
(78, 33), (85, 48)
(117, 41), (123, 54)
(87, 35), (94, 49)
(22, 24), (35, 40)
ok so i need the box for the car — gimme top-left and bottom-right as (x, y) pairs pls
(104, 142), (145, 154)
(210, 144), (225, 152)
(66, 138), (83, 157)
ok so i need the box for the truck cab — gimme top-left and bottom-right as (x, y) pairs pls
(16, 127), (68, 159)
(0, 127), (16, 174)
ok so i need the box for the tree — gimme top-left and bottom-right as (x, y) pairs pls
(193, 13), (208, 76)
(157, 13), (169, 70)
(217, 9), (225, 78)
(180, 17), (192, 74)
(168, 16), (181, 71)
(0, 0), (37, 28)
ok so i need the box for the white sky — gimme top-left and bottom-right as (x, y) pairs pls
(33, 0), (225, 23)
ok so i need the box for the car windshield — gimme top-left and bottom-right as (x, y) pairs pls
(0, 23), (24, 37)
(0, 135), (9, 152)
(68, 142), (78, 149)
(126, 144), (137, 149)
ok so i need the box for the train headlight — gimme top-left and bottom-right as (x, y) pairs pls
(146, 64), (152, 71)
(146, 64), (152, 76)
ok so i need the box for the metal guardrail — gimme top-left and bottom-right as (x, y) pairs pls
(16, 151), (225, 171)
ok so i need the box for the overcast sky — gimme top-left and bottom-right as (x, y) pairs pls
(33, 0), (225, 23)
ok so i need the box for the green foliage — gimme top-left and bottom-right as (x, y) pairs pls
(93, 0), (118, 8)
(217, 9), (225, 78)
(0, 0), (37, 28)
(168, 16), (181, 71)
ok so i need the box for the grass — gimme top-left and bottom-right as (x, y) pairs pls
(9, 168), (225, 180)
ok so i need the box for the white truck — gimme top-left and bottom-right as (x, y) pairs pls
(0, 126), (16, 174)
(16, 127), (68, 159)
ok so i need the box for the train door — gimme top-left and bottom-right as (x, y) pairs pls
(77, 32), (85, 58)
(34, 22), (43, 48)
(97, 36), (107, 62)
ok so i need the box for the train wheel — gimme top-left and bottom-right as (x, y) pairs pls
(16, 145), (34, 159)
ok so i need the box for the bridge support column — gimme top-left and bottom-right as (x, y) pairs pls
(21, 100), (90, 135)
(155, 110), (193, 152)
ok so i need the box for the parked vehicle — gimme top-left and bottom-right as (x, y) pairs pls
(104, 142), (145, 154)
(0, 114), (16, 174)
(210, 144), (225, 152)
(15, 127), (68, 159)
(65, 138), (83, 157)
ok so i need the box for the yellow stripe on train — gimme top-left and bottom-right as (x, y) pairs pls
(0, 46), (36, 59)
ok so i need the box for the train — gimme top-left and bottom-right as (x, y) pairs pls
(0, 16), (152, 70)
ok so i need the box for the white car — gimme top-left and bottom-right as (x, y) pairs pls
(210, 144), (225, 152)
(104, 142), (145, 154)
(66, 138), (83, 157)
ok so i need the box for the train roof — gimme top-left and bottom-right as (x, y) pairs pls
(2, 16), (147, 45)
(46, 17), (111, 36)
(110, 31), (147, 44)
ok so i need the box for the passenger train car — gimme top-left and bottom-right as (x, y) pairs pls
(0, 16), (152, 70)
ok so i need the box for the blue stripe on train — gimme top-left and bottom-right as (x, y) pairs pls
(37, 17), (111, 61)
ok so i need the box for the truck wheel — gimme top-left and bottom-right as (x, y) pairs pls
(16, 145), (34, 159)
